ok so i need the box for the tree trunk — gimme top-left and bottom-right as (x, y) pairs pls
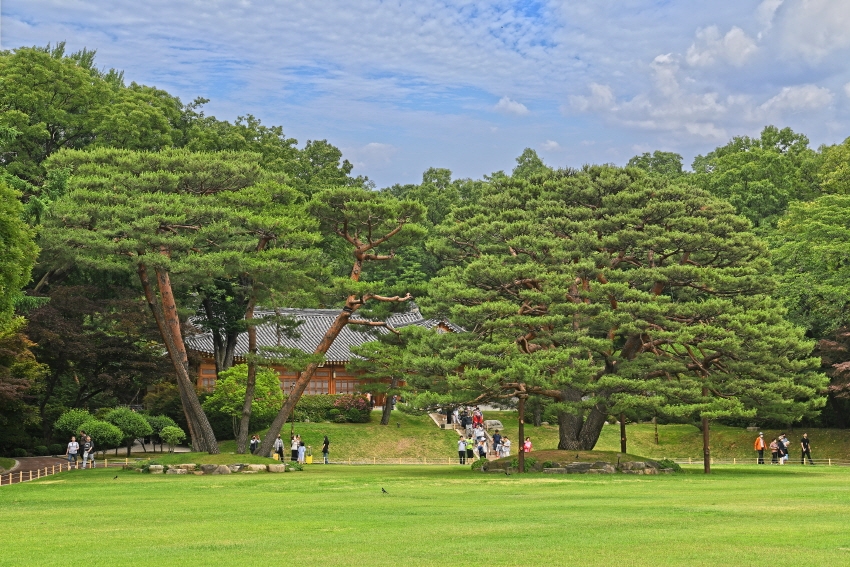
(380, 376), (399, 426)
(235, 301), (258, 454)
(557, 405), (608, 450)
(619, 413), (627, 454)
(258, 305), (354, 457)
(532, 404), (542, 427)
(518, 395), (526, 474)
(702, 416), (711, 474)
(138, 261), (219, 453)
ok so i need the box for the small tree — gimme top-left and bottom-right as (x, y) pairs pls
(54, 409), (93, 438)
(144, 415), (178, 453)
(105, 408), (153, 457)
(202, 364), (284, 439)
(80, 419), (123, 457)
(160, 426), (186, 453)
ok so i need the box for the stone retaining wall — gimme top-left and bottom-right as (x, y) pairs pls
(145, 463), (294, 474)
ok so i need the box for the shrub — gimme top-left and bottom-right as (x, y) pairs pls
(105, 408), (153, 453)
(328, 408), (341, 417)
(160, 426), (186, 452)
(471, 458), (488, 471)
(293, 395), (338, 422)
(48, 443), (65, 455)
(80, 420), (123, 453)
(333, 394), (369, 412)
(656, 459), (682, 472)
(510, 456), (538, 471)
(332, 414), (347, 423)
(54, 409), (93, 437)
(12, 448), (27, 457)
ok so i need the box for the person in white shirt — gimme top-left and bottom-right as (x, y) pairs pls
(501, 437), (511, 457)
(65, 436), (79, 467)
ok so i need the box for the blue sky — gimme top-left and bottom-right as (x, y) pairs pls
(3, 0), (850, 187)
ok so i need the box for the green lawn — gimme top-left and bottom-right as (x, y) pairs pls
(2, 464), (849, 566)
(0, 457), (15, 472)
(486, 412), (850, 461)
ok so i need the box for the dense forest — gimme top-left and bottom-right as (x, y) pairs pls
(2, 43), (849, 457)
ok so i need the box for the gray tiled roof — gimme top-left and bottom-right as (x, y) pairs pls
(185, 305), (461, 364)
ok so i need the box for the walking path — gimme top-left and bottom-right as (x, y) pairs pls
(1, 456), (67, 485)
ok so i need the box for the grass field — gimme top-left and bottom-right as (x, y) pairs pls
(487, 412), (850, 461)
(0, 457), (14, 472)
(2, 464), (849, 566)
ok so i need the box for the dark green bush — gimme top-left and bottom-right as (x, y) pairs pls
(33, 445), (48, 456)
(471, 458), (488, 471)
(48, 443), (65, 455)
(328, 408), (341, 417)
(12, 448), (27, 457)
(510, 456), (538, 471)
(656, 459), (682, 472)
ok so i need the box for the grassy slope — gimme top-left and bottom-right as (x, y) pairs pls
(3, 465), (849, 566)
(0, 457), (15, 471)
(486, 412), (850, 461)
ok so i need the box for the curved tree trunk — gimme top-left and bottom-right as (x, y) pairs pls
(138, 262), (219, 453)
(556, 387), (608, 451)
(235, 300), (258, 454)
(380, 376), (399, 426)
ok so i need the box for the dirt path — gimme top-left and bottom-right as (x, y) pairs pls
(1, 456), (70, 485)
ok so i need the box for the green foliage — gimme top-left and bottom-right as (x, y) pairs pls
(291, 394), (337, 422)
(627, 151), (684, 177)
(33, 445), (48, 456)
(470, 458), (488, 471)
(48, 443), (64, 455)
(772, 195), (850, 335)
(0, 183), (38, 330)
(12, 448), (27, 457)
(512, 148), (552, 180)
(80, 419), (123, 451)
(144, 414), (178, 436)
(656, 458), (682, 472)
(159, 425), (186, 451)
(691, 126), (820, 228)
(104, 407), (153, 444)
(54, 409), (93, 437)
(202, 364), (284, 426)
(413, 165), (825, 450)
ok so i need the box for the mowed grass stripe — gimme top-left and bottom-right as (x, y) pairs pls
(2, 465), (849, 566)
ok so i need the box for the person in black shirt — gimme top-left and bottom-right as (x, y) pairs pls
(800, 433), (814, 465)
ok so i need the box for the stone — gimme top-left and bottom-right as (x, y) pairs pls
(659, 468), (674, 474)
(148, 465), (163, 474)
(644, 460), (661, 470)
(644, 468), (657, 475)
(590, 461), (609, 469)
(246, 464), (267, 472)
(631, 461), (646, 469)
(267, 464), (286, 473)
(200, 464), (219, 475)
(177, 464), (196, 471)
(214, 465), (231, 475)
(565, 463), (592, 473)
(227, 464), (243, 473)
(241, 470), (258, 474)
(193, 471), (204, 475)
(166, 468), (186, 474)
(483, 420), (504, 430)
(543, 468), (568, 474)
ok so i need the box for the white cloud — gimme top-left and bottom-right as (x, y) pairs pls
(844, 83), (850, 98)
(775, 0), (850, 61)
(540, 140), (561, 151)
(343, 142), (398, 170)
(494, 96), (530, 116)
(759, 84), (833, 113)
(686, 26), (758, 67)
(569, 83), (615, 111)
(756, 0), (784, 29)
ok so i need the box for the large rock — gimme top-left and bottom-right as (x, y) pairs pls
(483, 420), (504, 430)
(543, 468), (568, 474)
(165, 468), (187, 474)
(213, 465), (231, 475)
(565, 462), (592, 473)
(176, 464), (196, 471)
(246, 464), (267, 472)
(267, 464), (286, 473)
(200, 464), (219, 475)
(148, 465), (164, 474)
(227, 464), (243, 473)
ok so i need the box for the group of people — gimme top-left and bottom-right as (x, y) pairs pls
(64, 431), (96, 469)
(266, 433), (331, 464)
(754, 432), (815, 465)
(457, 428), (532, 464)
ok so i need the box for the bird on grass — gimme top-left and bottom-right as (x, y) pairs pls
(505, 469), (510, 476)
(113, 476), (118, 480)
(381, 487), (388, 494)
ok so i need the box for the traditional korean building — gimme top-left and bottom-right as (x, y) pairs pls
(185, 305), (461, 399)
